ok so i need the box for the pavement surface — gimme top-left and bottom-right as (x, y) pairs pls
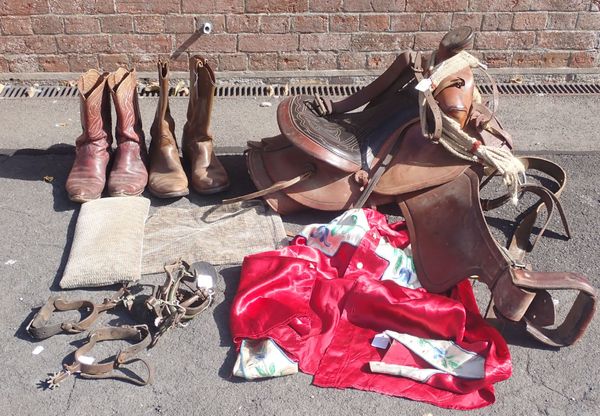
(0, 90), (599, 415)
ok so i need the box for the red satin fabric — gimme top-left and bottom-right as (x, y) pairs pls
(230, 209), (511, 409)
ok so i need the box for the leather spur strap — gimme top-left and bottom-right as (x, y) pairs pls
(45, 325), (153, 389)
(145, 259), (215, 346)
(27, 288), (129, 339)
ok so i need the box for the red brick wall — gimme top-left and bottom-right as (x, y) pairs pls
(0, 0), (599, 73)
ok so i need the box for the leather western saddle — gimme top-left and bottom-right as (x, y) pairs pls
(229, 27), (596, 347)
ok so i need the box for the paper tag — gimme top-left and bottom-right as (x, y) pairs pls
(32, 346), (44, 355)
(371, 333), (391, 349)
(196, 273), (214, 290)
(78, 355), (95, 365)
(415, 78), (433, 92)
(478, 61), (489, 70)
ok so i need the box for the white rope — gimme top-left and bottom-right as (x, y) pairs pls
(417, 51), (525, 204)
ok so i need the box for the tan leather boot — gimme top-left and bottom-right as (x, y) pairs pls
(65, 70), (113, 203)
(182, 55), (230, 194)
(148, 61), (189, 198)
(106, 67), (148, 197)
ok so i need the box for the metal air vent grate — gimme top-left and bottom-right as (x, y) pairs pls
(1, 82), (600, 99)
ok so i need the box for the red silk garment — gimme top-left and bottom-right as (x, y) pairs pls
(230, 209), (511, 410)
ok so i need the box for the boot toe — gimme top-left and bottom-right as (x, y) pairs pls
(149, 175), (189, 198)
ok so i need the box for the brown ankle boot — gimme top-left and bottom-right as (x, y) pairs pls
(182, 55), (229, 194)
(106, 67), (148, 197)
(148, 61), (189, 198)
(65, 70), (113, 203)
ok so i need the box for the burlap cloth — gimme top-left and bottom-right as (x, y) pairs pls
(60, 197), (150, 289)
(141, 201), (287, 275)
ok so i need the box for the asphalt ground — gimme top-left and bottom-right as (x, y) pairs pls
(0, 92), (599, 415)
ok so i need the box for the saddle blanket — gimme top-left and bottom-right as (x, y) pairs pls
(230, 209), (511, 410)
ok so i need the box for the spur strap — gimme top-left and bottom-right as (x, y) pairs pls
(46, 325), (154, 389)
(27, 288), (127, 339)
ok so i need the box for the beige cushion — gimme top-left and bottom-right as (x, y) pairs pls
(60, 197), (150, 289)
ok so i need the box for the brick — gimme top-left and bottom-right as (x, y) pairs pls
(482, 51), (513, 67)
(0, 56), (9, 72)
(372, 0), (406, 12)
(111, 34), (173, 54)
(308, 52), (337, 70)
(330, 15), (359, 32)
(68, 55), (100, 72)
(421, 13), (452, 31)
(57, 35), (111, 54)
(278, 53), (308, 70)
(570, 51), (597, 68)
(367, 53), (397, 69)
(24, 35), (58, 53)
(309, 0), (342, 12)
(512, 51), (545, 67)
(260, 16), (289, 34)
(239, 34), (298, 52)
(218, 54), (247, 71)
(452, 13), (483, 30)
(181, 33), (237, 52)
(390, 14), (422, 32)
(246, 0), (308, 13)
(134, 16), (165, 34)
(352, 33), (413, 51)
(469, 0), (530, 12)
(338, 51), (366, 69)
(115, 0), (179, 14)
(48, 0), (114, 14)
(547, 12), (578, 29)
(481, 13), (513, 31)
(64, 16), (101, 34)
(530, 1), (588, 11)
(248, 53), (278, 70)
(99, 53), (130, 70)
(32, 16), (64, 34)
(7, 55), (39, 72)
(165, 16), (195, 34)
(101, 16), (134, 33)
(168, 55), (189, 71)
(129, 53), (158, 71)
(0, 36), (26, 53)
(227, 15), (260, 33)
(300, 33), (351, 51)
(292, 15), (328, 33)
(512, 12), (548, 30)
(193, 15), (226, 33)
(542, 51), (570, 67)
(475, 31), (535, 49)
(406, 0), (468, 12)
(183, 0), (243, 13)
(0, 0), (48, 16)
(342, 0), (373, 12)
(414, 32), (444, 50)
(38, 55), (70, 72)
(577, 12), (600, 29)
(1, 17), (32, 35)
(360, 15), (390, 32)
(537, 31), (597, 49)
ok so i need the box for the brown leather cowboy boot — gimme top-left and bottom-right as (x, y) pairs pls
(182, 55), (230, 194)
(65, 70), (113, 203)
(106, 67), (148, 197)
(148, 61), (189, 198)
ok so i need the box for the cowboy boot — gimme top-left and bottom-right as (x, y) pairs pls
(182, 55), (230, 194)
(148, 61), (189, 198)
(65, 70), (113, 203)
(106, 67), (148, 197)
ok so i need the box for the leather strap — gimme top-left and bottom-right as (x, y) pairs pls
(27, 288), (128, 340)
(45, 325), (153, 389)
(223, 168), (314, 205)
(413, 52), (444, 142)
(512, 269), (597, 347)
